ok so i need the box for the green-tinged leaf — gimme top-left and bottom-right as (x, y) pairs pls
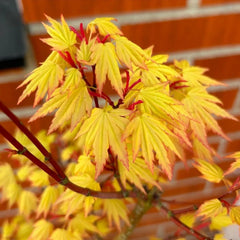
(18, 61), (64, 106)
(76, 106), (130, 177)
(229, 206), (240, 224)
(123, 113), (180, 179)
(193, 159), (224, 183)
(114, 36), (148, 69)
(91, 42), (123, 97)
(103, 199), (129, 231)
(87, 17), (122, 36)
(198, 199), (223, 219)
(30, 80), (92, 132)
(42, 15), (76, 51)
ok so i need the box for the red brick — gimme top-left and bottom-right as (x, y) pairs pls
(0, 81), (34, 109)
(218, 115), (240, 133)
(162, 180), (206, 198)
(195, 55), (240, 80)
(22, 0), (187, 23)
(202, 0), (240, 5)
(226, 138), (240, 154)
(122, 14), (240, 54)
(0, 116), (52, 144)
(211, 89), (238, 109)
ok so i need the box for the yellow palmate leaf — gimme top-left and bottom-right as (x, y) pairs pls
(76, 106), (130, 177)
(194, 159), (224, 183)
(87, 17), (122, 36)
(5, 183), (22, 207)
(210, 210), (232, 230)
(198, 199), (223, 219)
(133, 84), (190, 122)
(74, 155), (96, 178)
(174, 59), (223, 87)
(77, 37), (96, 65)
(18, 61), (64, 106)
(179, 213), (195, 228)
(50, 228), (77, 240)
(91, 42), (123, 97)
(103, 199), (129, 231)
(29, 219), (54, 240)
(18, 190), (38, 218)
(0, 163), (16, 190)
(12, 130), (55, 163)
(214, 234), (227, 240)
(123, 113), (180, 179)
(30, 80), (92, 132)
(229, 206), (240, 224)
(118, 146), (161, 193)
(42, 15), (76, 51)
(225, 152), (240, 174)
(182, 87), (232, 140)
(16, 221), (33, 240)
(67, 213), (99, 235)
(29, 169), (49, 187)
(114, 36), (148, 69)
(61, 68), (83, 91)
(192, 138), (215, 161)
(37, 186), (60, 217)
(57, 174), (100, 216)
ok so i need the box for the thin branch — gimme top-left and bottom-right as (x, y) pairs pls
(0, 101), (137, 199)
(156, 202), (213, 240)
(0, 100), (66, 179)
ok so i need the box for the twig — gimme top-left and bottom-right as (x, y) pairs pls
(156, 202), (213, 240)
(0, 101), (137, 199)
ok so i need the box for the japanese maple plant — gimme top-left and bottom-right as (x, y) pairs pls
(0, 16), (240, 240)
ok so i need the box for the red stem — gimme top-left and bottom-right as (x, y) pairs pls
(0, 100), (66, 179)
(159, 204), (212, 240)
(0, 101), (137, 199)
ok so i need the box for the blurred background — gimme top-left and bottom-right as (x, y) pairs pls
(1, 0), (240, 239)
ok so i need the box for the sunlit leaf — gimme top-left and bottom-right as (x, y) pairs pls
(87, 17), (122, 36)
(114, 36), (148, 69)
(76, 106), (130, 177)
(123, 113), (180, 179)
(30, 219), (54, 240)
(118, 145), (161, 193)
(103, 199), (129, 231)
(198, 199), (223, 219)
(30, 80), (92, 132)
(91, 42), (123, 97)
(179, 213), (195, 228)
(229, 206), (240, 224)
(194, 159), (224, 183)
(42, 15), (77, 51)
(18, 61), (64, 106)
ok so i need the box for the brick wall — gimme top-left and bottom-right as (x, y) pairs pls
(1, 0), (240, 239)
